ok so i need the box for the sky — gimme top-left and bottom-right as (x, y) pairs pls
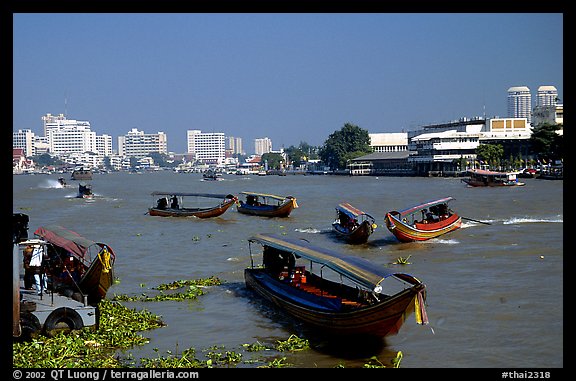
(12, 13), (563, 154)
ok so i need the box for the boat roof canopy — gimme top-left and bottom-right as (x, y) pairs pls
(397, 197), (454, 216)
(467, 169), (511, 176)
(337, 203), (372, 220)
(241, 192), (289, 201)
(151, 192), (234, 199)
(34, 225), (114, 261)
(248, 233), (420, 291)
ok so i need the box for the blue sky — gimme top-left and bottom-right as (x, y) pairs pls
(13, 13), (563, 154)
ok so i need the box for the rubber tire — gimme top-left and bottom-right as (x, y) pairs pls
(43, 307), (84, 337)
(16, 312), (41, 342)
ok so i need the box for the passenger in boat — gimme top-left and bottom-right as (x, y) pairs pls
(170, 195), (179, 209)
(157, 197), (168, 210)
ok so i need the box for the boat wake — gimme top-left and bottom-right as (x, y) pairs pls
(502, 216), (563, 225)
(294, 227), (324, 234)
(38, 179), (66, 188)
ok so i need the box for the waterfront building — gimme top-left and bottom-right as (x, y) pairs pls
(118, 128), (168, 158)
(49, 123), (97, 156)
(186, 130), (226, 164)
(507, 86), (532, 123)
(369, 132), (408, 152)
(255, 137), (272, 156)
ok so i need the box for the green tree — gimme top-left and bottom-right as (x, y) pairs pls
(476, 144), (504, 169)
(285, 142), (319, 167)
(319, 123), (372, 170)
(529, 123), (563, 161)
(261, 152), (284, 170)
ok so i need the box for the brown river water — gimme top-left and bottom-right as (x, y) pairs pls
(13, 172), (563, 368)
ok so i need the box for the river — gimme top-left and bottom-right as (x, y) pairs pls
(13, 171), (563, 368)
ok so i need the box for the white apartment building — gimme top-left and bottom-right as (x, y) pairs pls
(12, 129), (36, 157)
(118, 128), (168, 158)
(254, 137), (272, 156)
(227, 136), (244, 155)
(537, 85), (558, 107)
(49, 124), (97, 155)
(507, 86), (532, 123)
(186, 130), (226, 164)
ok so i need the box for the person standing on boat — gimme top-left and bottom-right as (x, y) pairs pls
(22, 245), (34, 289)
(171, 195), (179, 209)
(29, 244), (48, 295)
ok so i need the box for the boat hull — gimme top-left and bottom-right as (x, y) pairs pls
(385, 212), (462, 242)
(237, 198), (296, 217)
(245, 268), (422, 337)
(332, 220), (374, 244)
(148, 198), (236, 218)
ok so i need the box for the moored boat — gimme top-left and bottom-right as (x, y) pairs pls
(384, 197), (462, 242)
(332, 203), (377, 244)
(148, 192), (237, 218)
(461, 169), (525, 187)
(245, 233), (429, 337)
(33, 225), (116, 305)
(237, 192), (298, 217)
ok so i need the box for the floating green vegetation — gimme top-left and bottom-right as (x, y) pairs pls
(13, 299), (165, 368)
(394, 255), (412, 265)
(275, 334), (310, 352)
(112, 277), (222, 302)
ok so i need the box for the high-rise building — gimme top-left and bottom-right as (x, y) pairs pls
(12, 129), (36, 157)
(118, 128), (167, 158)
(507, 86), (532, 123)
(227, 136), (244, 155)
(537, 85), (558, 107)
(186, 130), (226, 164)
(255, 137), (272, 156)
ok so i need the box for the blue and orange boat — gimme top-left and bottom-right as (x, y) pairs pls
(384, 197), (462, 242)
(332, 202), (377, 244)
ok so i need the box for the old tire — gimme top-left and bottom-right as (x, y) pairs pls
(16, 312), (41, 342)
(43, 307), (84, 337)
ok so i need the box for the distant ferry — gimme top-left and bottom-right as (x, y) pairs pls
(71, 167), (93, 181)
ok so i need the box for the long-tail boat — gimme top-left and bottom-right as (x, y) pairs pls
(148, 192), (237, 218)
(245, 233), (428, 337)
(33, 225), (116, 305)
(384, 197), (462, 242)
(237, 192), (298, 217)
(332, 202), (377, 244)
(461, 169), (526, 187)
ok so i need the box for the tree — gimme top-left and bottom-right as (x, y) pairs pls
(319, 123), (372, 170)
(261, 152), (284, 170)
(284, 142), (320, 167)
(476, 144), (504, 169)
(529, 123), (563, 162)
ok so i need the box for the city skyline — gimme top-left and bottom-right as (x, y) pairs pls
(13, 13), (563, 153)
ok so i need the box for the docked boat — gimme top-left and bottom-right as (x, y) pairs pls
(237, 192), (298, 217)
(148, 192), (237, 218)
(384, 197), (462, 243)
(76, 182), (93, 199)
(461, 169), (525, 187)
(33, 225), (116, 305)
(245, 233), (428, 337)
(70, 167), (93, 181)
(332, 203), (377, 244)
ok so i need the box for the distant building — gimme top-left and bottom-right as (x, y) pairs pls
(537, 85), (558, 107)
(507, 86), (532, 123)
(369, 132), (408, 152)
(118, 128), (168, 158)
(254, 137), (272, 156)
(12, 129), (36, 157)
(186, 130), (226, 164)
(226, 136), (244, 155)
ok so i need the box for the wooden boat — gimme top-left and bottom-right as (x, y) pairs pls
(76, 182), (93, 199)
(237, 192), (298, 217)
(384, 197), (462, 242)
(332, 203), (377, 244)
(245, 233), (428, 337)
(202, 169), (223, 181)
(148, 192), (237, 218)
(461, 169), (525, 187)
(33, 225), (116, 305)
(70, 167), (93, 181)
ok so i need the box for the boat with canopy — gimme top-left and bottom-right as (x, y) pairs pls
(332, 202), (377, 244)
(237, 192), (298, 217)
(245, 233), (428, 337)
(385, 197), (462, 242)
(148, 192), (237, 218)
